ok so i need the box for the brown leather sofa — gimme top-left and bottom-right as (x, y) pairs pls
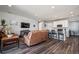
(24, 30), (48, 46)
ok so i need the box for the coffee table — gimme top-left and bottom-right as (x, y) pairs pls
(0, 35), (19, 53)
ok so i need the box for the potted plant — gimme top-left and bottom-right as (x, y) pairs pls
(1, 19), (6, 26)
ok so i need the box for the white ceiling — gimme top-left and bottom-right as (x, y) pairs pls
(0, 5), (79, 21)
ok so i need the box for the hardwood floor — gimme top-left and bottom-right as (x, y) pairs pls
(1, 36), (79, 54)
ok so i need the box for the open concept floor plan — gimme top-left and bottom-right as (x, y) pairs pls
(0, 5), (79, 54)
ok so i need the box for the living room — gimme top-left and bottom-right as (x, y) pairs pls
(0, 5), (79, 54)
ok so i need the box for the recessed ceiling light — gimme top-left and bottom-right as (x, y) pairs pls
(8, 5), (12, 7)
(51, 6), (55, 9)
(70, 11), (74, 14)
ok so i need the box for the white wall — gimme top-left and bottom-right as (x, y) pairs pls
(45, 22), (53, 31)
(69, 17), (79, 35)
(0, 12), (39, 35)
(39, 20), (69, 30)
(53, 20), (69, 27)
(69, 22), (79, 35)
(39, 21), (53, 31)
(39, 21), (44, 30)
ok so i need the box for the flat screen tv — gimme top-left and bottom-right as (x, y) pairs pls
(21, 22), (30, 28)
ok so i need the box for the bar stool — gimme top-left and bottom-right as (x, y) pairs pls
(57, 29), (64, 40)
(51, 30), (57, 39)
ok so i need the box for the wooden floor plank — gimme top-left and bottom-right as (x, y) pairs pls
(1, 36), (79, 54)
